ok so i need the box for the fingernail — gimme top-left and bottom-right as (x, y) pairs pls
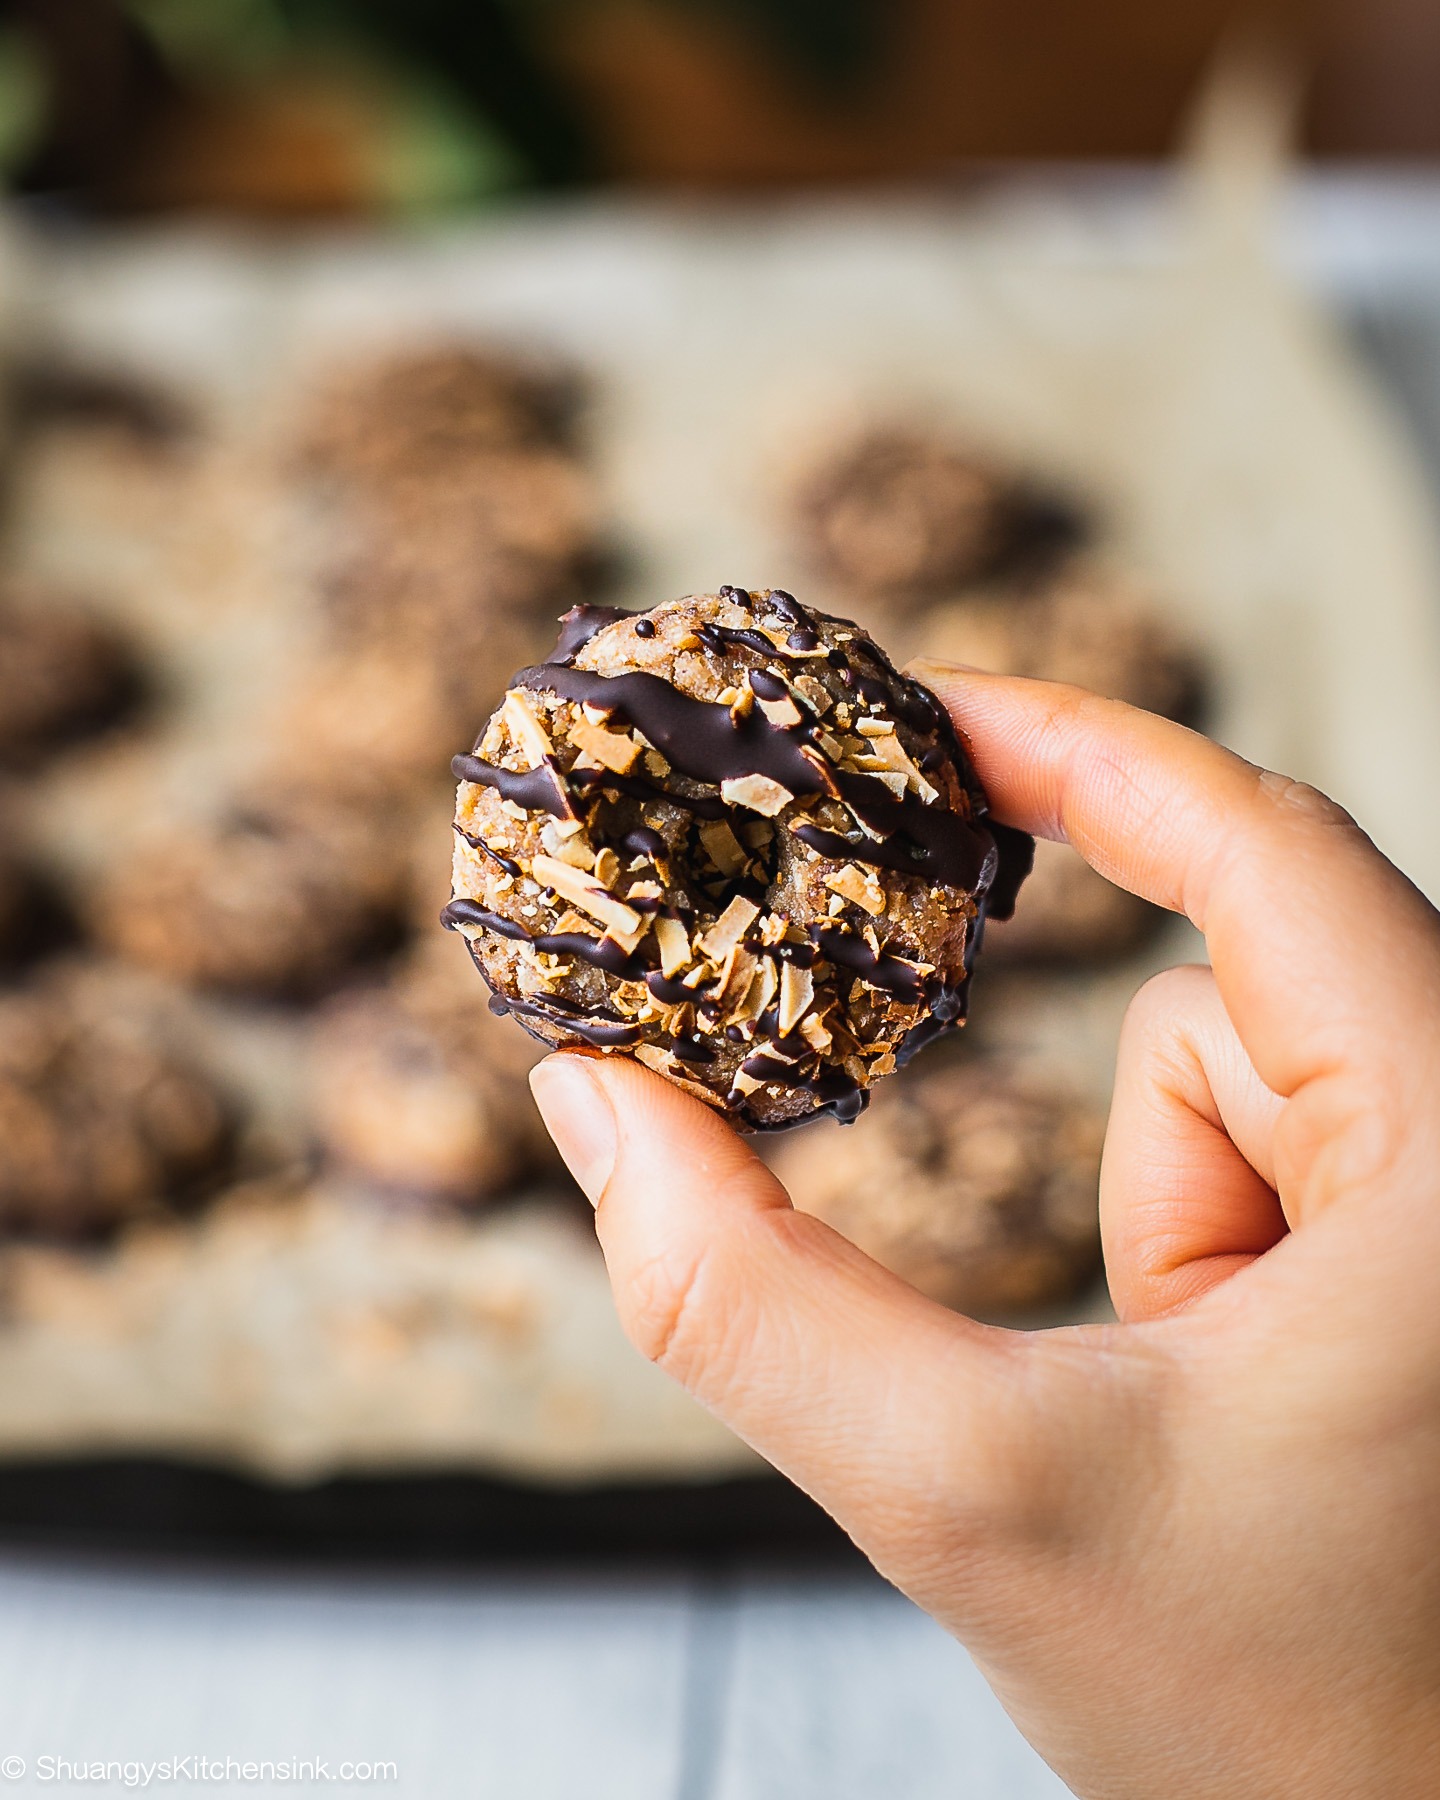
(529, 1057), (617, 1207)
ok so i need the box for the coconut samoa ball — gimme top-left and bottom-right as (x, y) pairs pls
(443, 587), (1032, 1129)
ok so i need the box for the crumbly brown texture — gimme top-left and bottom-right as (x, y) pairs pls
(324, 450), (602, 643)
(0, 578), (135, 766)
(794, 429), (1081, 604)
(913, 565), (1202, 721)
(445, 588), (1030, 1130)
(93, 797), (406, 999)
(291, 345), (575, 483)
(0, 961), (231, 1236)
(767, 1054), (1104, 1316)
(309, 941), (556, 1205)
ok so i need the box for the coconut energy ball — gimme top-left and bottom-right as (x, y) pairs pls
(768, 1054), (1104, 1315)
(793, 429), (1083, 604)
(444, 588), (1032, 1130)
(94, 795), (406, 999)
(309, 943), (556, 1206)
(0, 578), (136, 767)
(0, 961), (231, 1237)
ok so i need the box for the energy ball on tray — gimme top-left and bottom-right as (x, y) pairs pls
(794, 429), (1082, 603)
(767, 1054), (1104, 1316)
(0, 961), (231, 1237)
(0, 578), (136, 767)
(310, 942), (556, 1207)
(444, 587), (1032, 1130)
(292, 344), (575, 483)
(93, 795), (406, 1000)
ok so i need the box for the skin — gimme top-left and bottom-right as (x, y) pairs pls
(529, 667), (1440, 1800)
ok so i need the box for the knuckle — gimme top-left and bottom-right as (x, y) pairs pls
(617, 1241), (717, 1374)
(1120, 964), (1212, 1051)
(1255, 769), (1355, 832)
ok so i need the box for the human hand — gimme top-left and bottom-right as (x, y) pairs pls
(529, 668), (1440, 1800)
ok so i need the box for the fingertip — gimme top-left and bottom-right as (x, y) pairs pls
(528, 1052), (617, 1206)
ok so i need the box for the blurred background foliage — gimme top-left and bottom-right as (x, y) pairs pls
(0, 0), (1437, 216)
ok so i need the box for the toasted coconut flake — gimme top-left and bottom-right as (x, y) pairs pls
(799, 1011), (833, 1053)
(778, 962), (815, 1035)
(541, 820), (596, 867)
(859, 728), (940, 802)
(571, 716), (641, 774)
(593, 847), (621, 888)
(793, 674), (831, 714)
(530, 854), (644, 941)
(826, 864), (887, 916)
(854, 765), (908, 800)
(503, 690), (554, 765)
(718, 948), (759, 1010)
(737, 958), (779, 1021)
(653, 916), (692, 978)
(799, 747), (843, 797)
(720, 773), (794, 818)
(855, 716), (896, 737)
(698, 819), (748, 878)
(729, 1069), (767, 1098)
(666, 1067), (728, 1108)
(751, 677), (803, 728)
(868, 1050), (897, 1077)
(698, 895), (760, 961)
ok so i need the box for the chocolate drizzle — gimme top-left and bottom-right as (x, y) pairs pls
(547, 605), (640, 666)
(454, 825), (521, 879)
(811, 926), (926, 1004)
(621, 826), (669, 862)
(452, 753), (575, 821)
(442, 898), (645, 979)
(515, 661), (993, 891)
(569, 765), (726, 819)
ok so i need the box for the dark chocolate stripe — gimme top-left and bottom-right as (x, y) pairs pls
(621, 826), (669, 861)
(516, 663), (994, 892)
(441, 898), (645, 978)
(500, 993), (642, 1048)
(548, 605), (640, 665)
(569, 766), (726, 819)
(454, 825), (521, 879)
(811, 926), (926, 1003)
(697, 622), (779, 658)
(452, 753), (574, 821)
(733, 1052), (867, 1125)
(517, 663), (825, 794)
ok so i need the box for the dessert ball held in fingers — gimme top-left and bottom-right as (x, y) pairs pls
(444, 588), (1031, 1130)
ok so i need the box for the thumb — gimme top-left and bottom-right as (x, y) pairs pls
(529, 1051), (1134, 1593)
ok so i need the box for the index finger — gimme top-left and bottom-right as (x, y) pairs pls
(912, 662), (1440, 1107)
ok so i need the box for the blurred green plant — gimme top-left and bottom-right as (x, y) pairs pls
(0, 24), (47, 180)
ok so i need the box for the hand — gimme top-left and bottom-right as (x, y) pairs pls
(529, 668), (1440, 1800)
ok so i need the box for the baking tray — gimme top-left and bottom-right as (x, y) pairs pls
(1, 128), (1439, 1517)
